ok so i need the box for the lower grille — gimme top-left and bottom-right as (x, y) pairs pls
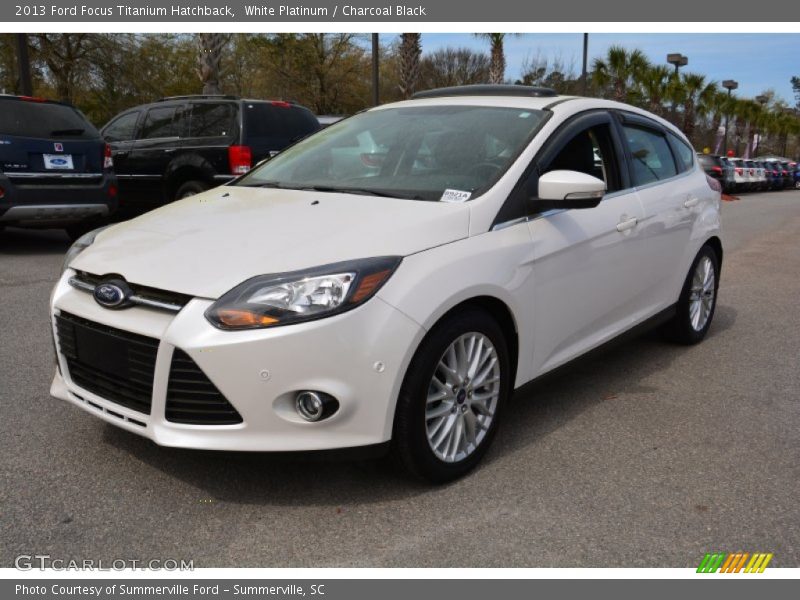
(55, 312), (157, 414)
(166, 350), (243, 425)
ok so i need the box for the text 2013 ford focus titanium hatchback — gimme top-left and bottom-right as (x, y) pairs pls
(51, 86), (723, 482)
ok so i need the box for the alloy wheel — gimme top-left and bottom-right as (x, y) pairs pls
(688, 256), (715, 331)
(425, 332), (501, 463)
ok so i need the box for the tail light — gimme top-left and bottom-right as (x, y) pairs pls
(103, 144), (113, 169)
(711, 166), (722, 174)
(108, 184), (118, 198)
(270, 100), (291, 108)
(228, 145), (252, 175)
(706, 175), (721, 192)
(0, 186), (5, 199)
(19, 95), (46, 102)
(735, 168), (743, 175)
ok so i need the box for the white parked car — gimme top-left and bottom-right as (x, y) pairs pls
(51, 86), (723, 482)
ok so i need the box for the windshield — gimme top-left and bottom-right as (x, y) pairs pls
(236, 105), (547, 201)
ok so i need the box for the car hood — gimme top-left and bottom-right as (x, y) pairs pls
(71, 186), (471, 298)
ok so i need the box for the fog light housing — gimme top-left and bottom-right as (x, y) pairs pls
(295, 391), (338, 422)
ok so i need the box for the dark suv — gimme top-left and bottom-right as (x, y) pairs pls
(101, 95), (320, 216)
(0, 95), (118, 239)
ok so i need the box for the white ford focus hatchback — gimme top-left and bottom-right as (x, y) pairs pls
(51, 86), (722, 482)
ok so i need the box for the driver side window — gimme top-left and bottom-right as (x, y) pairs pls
(542, 123), (621, 193)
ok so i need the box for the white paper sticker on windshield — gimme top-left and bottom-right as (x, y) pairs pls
(441, 189), (472, 203)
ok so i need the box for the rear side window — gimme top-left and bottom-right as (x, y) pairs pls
(140, 106), (177, 139)
(243, 103), (320, 144)
(624, 125), (678, 186)
(189, 103), (236, 138)
(0, 100), (99, 139)
(103, 111), (139, 142)
(668, 133), (694, 172)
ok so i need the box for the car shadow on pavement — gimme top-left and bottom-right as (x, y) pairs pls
(0, 227), (71, 255)
(485, 302), (737, 466)
(100, 304), (737, 504)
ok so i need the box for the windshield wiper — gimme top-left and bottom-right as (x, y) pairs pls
(50, 128), (85, 136)
(239, 181), (424, 200)
(293, 185), (424, 200)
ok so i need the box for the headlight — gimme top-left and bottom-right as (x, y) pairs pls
(205, 256), (402, 330)
(61, 225), (112, 273)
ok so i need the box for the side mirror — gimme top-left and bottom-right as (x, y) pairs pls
(532, 170), (606, 210)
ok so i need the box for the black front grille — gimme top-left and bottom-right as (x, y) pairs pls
(166, 350), (243, 425)
(55, 312), (157, 414)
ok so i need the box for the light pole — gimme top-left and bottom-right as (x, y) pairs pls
(581, 33), (589, 96)
(667, 53), (688, 123)
(722, 79), (738, 156)
(371, 33), (379, 106)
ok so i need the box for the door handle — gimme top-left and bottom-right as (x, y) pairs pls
(616, 217), (638, 232)
(684, 197), (700, 208)
(164, 148), (176, 153)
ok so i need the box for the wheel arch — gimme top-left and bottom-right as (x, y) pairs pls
(164, 155), (216, 199)
(705, 235), (723, 271)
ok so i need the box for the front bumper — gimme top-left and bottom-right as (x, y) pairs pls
(50, 270), (424, 451)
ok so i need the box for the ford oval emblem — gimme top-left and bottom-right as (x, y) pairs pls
(93, 282), (129, 308)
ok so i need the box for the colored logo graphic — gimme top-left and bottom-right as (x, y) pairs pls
(697, 552), (773, 573)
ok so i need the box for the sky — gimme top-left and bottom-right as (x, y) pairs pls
(417, 33), (799, 104)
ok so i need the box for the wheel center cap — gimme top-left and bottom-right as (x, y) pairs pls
(456, 389), (467, 404)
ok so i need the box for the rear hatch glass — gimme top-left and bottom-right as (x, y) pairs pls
(0, 100), (99, 140)
(0, 99), (103, 174)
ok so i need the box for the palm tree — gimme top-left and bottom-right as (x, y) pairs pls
(734, 99), (759, 157)
(592, 45), (650, 103)
(398, 33), (422, 99)
(705, 89), (732, 154)
(678, 73), (715, 142)
(637, 64), (671, 116)
(474, 33), (518, 84)
(196, 33), (229, 94)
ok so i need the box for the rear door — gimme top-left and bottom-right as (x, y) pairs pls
(102, 109), (142, 198)
(125, 103), (182, 207)
(617, 114), (698, 312)
(526, 110), (647, 375)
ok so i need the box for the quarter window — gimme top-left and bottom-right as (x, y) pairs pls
(668, 132), (694, 172)
(624, 125), (678, 185)
(189, 103), (236, 138)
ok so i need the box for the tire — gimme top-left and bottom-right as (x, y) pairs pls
(661, 245), (720, 345)
(175, 180), (209, 200)
(392, 308), (511, 483)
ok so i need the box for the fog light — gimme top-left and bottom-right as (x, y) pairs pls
(295, 391), (338, 422)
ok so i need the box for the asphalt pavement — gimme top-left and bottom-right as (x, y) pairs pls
(1, 190), (798, 568)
